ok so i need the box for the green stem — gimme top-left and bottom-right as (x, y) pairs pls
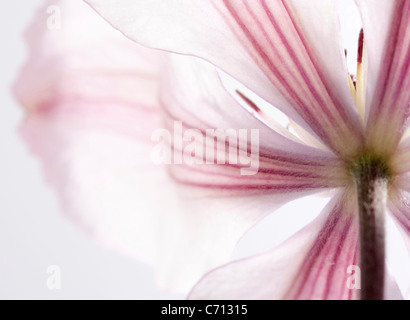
(353, 155), (388, 300)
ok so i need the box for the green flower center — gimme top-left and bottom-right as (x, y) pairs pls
(350, 153), (392, 182)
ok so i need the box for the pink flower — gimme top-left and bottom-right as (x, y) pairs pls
(16, 0), (410, 299)
(17, 0), (316, 293)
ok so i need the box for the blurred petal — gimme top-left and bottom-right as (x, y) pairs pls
(16, 1), (161, 114)
(357, 0), (410, 154)
(85, 0), (364, 158)
(15, 0), (347, 292)
(189, 192), (361, 300)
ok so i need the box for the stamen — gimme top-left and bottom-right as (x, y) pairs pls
(355, 29), (366, 122)
(357, 29), (364, 64)
(235, 89), (296, 141)
(351, 75), (357, 89)
(236, 90), (261, 114)
(348, 71), (357, 99)
(236, 90), (326, 149)
(346, 29), (366, 123)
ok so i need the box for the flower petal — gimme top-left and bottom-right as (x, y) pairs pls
(161, 55), (348, 196)
(387, 191), (410, 298)
(15, 0), (346, 292)
(357, 0), (410, 154)
(85, 0), (364, 158)
(16, 2), (162, 115)
(388, 190), (410, 238)
(189, 191), (361, 300)
(391, 137), (410, 175)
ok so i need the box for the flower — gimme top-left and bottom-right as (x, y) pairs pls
(83, 0), (410, 299)
(16, 0), (410, 299)
(17, 0), (322, 293)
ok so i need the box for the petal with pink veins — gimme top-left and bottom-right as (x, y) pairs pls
(189, 191), (403, 300)
(387, 192), (410, 297)
(15, 0), (348, 291)
(391, 137), (410, 175)
(357, 0), (410, 154)
(84, 0), (364, 158)
(388, 191), (410, 239)
(161, 55), (348, 196)
(189, 192), (361, 300)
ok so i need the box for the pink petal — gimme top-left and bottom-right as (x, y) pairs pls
(388, 191), (410, 238)
(391, 137), (410, 175)
(161, 55), (348, 196)
(189, 191), (403, 300)
(357, 0), (410, 154)
(189, 192), (361, 300)
(85, 0), (364, 158)
(16, 0), (347, 292)
(16, 1), (162, 115)
(387, 192), (410, 298)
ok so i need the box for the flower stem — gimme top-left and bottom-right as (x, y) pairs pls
(353, 155), (389, 300)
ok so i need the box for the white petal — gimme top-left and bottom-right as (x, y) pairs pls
(16, 0), (346, 292)
(357, 0), (410, 154)
(85, 0), (364, 158)
(189, 192), (361, 300)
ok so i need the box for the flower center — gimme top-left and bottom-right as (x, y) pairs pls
(350, 153), (392, 182)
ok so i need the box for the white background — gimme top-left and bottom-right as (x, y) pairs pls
(0, 0), (409, 299)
